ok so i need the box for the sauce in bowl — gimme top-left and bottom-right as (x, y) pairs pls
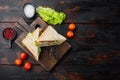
(3, 28), (15, 40)
(23, 3), (35, 18)
(3, 28), (16, 48)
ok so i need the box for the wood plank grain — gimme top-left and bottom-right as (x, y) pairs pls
(0, 65), (119, 80)
(0, 0), (120, 80)
(0, 23), (120, 67)
(15, 17), (71, 71)
(55, 24), (120, 66)
(0, 0), (120, 23)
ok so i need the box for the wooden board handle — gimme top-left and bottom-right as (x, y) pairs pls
(15, 17), (30, 32)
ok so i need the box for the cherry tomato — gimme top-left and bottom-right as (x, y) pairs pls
(66, 31), (74, 38)
(20, 52), (28, 60)
(68, 23), (76, 31)
(15, 59), (22, 66)
(24, 62), (32, 71)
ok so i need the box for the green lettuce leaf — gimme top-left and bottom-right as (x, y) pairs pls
(36, 6), (66, 25)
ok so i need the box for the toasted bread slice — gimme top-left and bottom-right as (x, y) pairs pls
(22, 27), (42, 61)
(36, 25), (66, 47)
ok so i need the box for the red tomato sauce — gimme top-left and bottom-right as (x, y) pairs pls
(3, 28), (15, 40)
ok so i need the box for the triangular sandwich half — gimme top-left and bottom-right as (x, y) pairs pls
(36, 25), (66, 47)
(22, 27), (42, 61)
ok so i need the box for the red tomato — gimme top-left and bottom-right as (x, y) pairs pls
(20, 52), (28, 60)
(66, 31), (74, 38)
(15, 59), (22, 66)
(24, 62), (32, 71)
(68, 23), (76, 31)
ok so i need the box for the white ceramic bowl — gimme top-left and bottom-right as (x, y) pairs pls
(23, 3), (35, 18)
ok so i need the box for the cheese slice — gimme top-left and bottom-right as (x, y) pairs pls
(36, 25), (66, 47)
(22, 27), (42, 61)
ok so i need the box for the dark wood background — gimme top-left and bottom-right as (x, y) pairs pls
(0, 0), (120, 80)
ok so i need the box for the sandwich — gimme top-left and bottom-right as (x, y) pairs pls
(22, 25), (66, 61)
(36, 25), (66, 47)
(22, 27), (42, 61)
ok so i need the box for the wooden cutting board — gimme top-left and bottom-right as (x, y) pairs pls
(15, 17), (71, 71)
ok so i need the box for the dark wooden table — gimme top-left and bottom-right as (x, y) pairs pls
(0, 0), (120, 80)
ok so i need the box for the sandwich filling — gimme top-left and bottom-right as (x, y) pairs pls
(36, 25), (66, 47)
(22, 25), (66, 61)
(22, 27), (42, 61)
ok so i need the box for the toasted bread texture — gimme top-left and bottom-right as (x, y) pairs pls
(36, 25), (66, 47)
(22, 27), (42, 61)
